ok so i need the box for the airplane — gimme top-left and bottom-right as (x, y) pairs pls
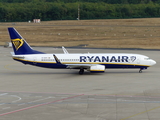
(8, 27), (156, 75)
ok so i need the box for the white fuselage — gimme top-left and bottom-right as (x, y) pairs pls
(12, 53), (156, 70)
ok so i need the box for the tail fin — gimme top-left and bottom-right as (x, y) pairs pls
(8, 27), (44, 55)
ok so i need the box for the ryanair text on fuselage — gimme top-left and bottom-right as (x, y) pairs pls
(80, 56), (136, 62)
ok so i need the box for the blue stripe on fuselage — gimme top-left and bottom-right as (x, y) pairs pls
(101, 64), (147, 69)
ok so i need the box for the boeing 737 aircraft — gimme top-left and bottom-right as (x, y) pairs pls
(8, 27), (156, 74)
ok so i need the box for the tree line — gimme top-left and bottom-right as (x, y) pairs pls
(1, 0), (160, 4)
(0, 1), (160, 22)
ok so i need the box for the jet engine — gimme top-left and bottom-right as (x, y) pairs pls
(90, 65), (105, 73)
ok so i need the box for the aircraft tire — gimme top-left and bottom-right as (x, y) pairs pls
(139, 69), (142, 73)
(79, 69), (84, 75)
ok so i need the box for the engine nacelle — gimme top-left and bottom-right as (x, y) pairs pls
(90, 65), (105, 73)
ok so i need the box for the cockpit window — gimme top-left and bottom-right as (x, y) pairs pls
(144, 58), (150, 60)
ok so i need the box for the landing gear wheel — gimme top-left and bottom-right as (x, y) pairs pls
(79, 69), (84, 75)
(139, 69), (142, 73)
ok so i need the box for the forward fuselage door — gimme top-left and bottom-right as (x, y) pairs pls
(136, 56), (140, 64)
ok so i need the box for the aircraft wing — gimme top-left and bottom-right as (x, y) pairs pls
(62, 46), (69, 54)
(65, 64), (92, 69)
(53, 55), (92, 69)
(53, 55), (105, 74)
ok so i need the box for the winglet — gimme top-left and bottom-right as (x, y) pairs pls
(62, 46), (69, 54)
(53, 55), (62, 64)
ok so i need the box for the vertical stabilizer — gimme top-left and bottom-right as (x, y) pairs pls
(8, 27), (44, 55)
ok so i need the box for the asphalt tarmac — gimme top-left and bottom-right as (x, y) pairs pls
(0, 46), (160, 120)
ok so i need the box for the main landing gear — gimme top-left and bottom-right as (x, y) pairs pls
(79, 68), (84, 75)
(139, 69), (143, 73)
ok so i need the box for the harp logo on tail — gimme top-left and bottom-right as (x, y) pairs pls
(12, 38), (24, 51)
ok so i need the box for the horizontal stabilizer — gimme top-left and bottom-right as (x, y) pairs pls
(10, 52), (15, 55)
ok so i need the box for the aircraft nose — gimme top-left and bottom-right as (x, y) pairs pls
(150, 60), (156, 66)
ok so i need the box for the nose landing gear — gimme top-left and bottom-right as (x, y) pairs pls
(139, 68), (147, 73)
